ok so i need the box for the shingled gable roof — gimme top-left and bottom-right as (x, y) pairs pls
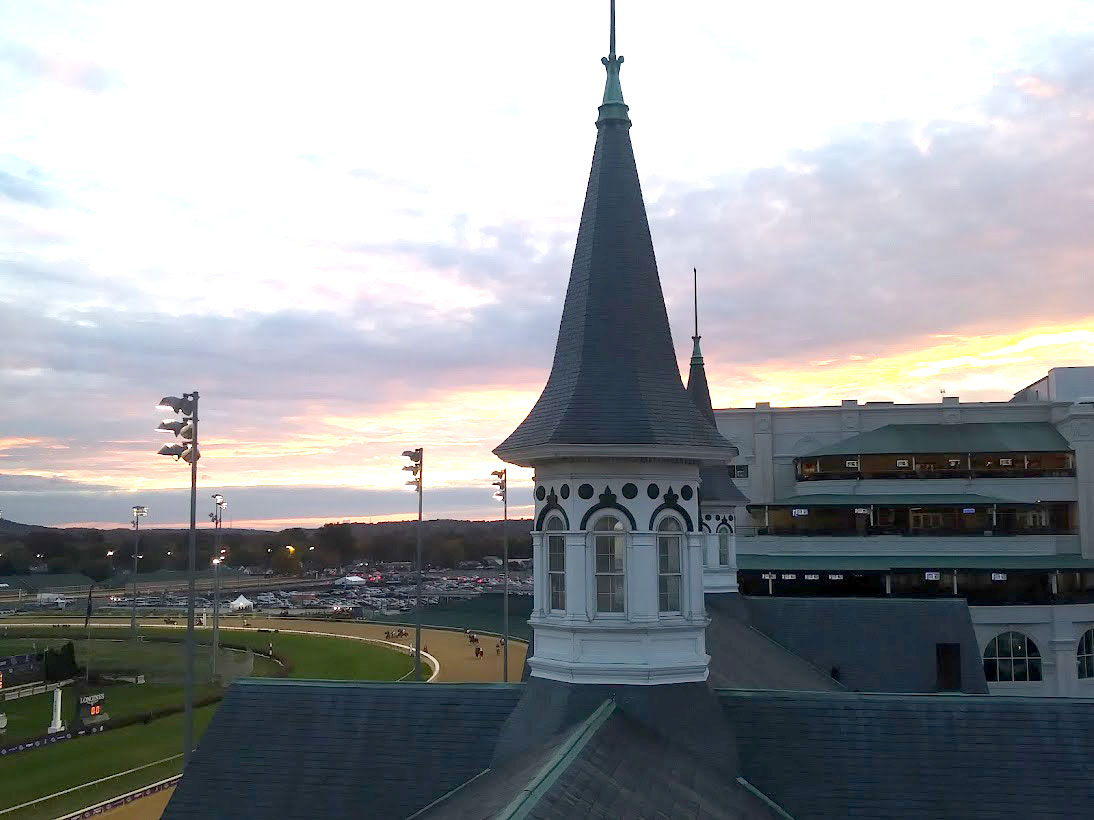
(494, 35), (733, 465)
(161, 680), (523, 820)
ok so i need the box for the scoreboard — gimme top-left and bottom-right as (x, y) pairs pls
(78, 692), (109, 725)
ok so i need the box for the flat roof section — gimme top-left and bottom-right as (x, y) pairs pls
(752, 493), (1018, 508)
(738, 554), (1094, 571)
(803, 422), (1071, 457)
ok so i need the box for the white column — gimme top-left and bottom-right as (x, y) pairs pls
(564, 532), (588, 621)
(47, 688), (64, 734)
(628, 532), (658, 623)
(686, 533), (705, 618)
(531, 533), (547, 618)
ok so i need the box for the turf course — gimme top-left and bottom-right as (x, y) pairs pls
(0, 625), (414, 817)
(0, 705), (218, 819)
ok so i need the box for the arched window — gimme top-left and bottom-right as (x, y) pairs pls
(657, 518), (683, 613)
(717, 525), (731, 567)
(1079, 629), (1094, 679)
(545, 516), (565, 612)
(593, 515), (625, 614)
(983, 631), (1042, 682)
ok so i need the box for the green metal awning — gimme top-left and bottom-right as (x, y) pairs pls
(750, 493), (1019, 509)
(803, 422), (1071, 457)
(738, 554), (1094, 571)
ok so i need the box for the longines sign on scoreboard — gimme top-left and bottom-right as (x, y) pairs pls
(78, 692), (109, 726)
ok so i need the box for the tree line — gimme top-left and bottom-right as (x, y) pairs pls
(0, 519), (533, 579)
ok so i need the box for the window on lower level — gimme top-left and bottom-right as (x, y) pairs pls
(1079, 629), (1094, 679)
(733, 464), (749, 479)
(983, 631), (1042, 682)
(657, 518), (683, 613)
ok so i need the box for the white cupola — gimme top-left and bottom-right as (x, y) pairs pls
(493, 17), (737, 685)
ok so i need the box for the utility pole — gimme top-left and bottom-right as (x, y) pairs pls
(130, 506), (147, 641)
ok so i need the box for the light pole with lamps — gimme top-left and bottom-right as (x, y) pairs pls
(211, 557), (222, 679)
(130, 506), (147, 641)
(402, 448), (423, 680)
(492, 469), (509, 681)
(209, 494), (226, 678)
(155, 391), (199, 767)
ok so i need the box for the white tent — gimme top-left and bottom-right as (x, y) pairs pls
(335, 575), (367, 586)
(229, 595), (254, 611)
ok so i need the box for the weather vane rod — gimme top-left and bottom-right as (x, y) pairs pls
(693, 267), (699, 339)
(609, 0), (616, 58)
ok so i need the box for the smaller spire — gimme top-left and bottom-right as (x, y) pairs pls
(598, 0), (630, 125)
(691, 267), (704, 361)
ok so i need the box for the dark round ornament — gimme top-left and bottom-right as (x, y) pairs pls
(647, 483), (660, 499)
(680, 485), (694, 501)
(560, 484), (570, 499)
(535, 486), (546, 501)
(578, 483), (594, 500)
(622, 483), (638, 499)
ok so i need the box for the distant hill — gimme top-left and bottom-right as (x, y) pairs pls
(0, 518), (49, 537)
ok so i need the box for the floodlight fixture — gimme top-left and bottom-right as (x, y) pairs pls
(402, 449), (422, 462)
(157, 395), (196, 415)
(158, 444), (187, 458)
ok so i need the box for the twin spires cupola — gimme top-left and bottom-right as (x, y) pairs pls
(494, 6), (736, 685)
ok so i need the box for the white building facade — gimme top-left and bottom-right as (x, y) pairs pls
(707, 366), (1094, 696)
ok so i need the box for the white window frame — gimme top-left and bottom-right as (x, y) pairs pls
(545, 516), (565, 613)
(717, 525), (731, 567)
(983, 630), (1042, 682)
(656, 517), (683, 614)
(592, 515), (626, 615)
(1079, 629), (1094, 680)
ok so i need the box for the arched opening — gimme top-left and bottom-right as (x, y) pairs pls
(983, 631), (1042, 682)
(593, 515), (625, 614)
(545, 515), (565, 612)
(657, 517), (683, 614)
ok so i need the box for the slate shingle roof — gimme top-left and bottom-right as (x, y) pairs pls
(426, 698), (780, 820)
(524, 708), (778, 820)
(704, 594), (842, 692)
(742, 596), (989, 694)
(724, 690), (1094, 820)
(161, 680), (523, 820)
(494, 74), (732, 459)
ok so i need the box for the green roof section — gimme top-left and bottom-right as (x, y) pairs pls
(738, 554), (1094, 571)
(753, 493), (1019, 508)
(803, 422), (1071, 457)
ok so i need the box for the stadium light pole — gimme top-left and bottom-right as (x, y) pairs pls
(402, 448), (423, 680)
(209, 494), (226, 679)
(156, 391), (199, 766)
(130, 506), (147, 641)
(211, 557), (222, 679)
(492, 469), (509, 682)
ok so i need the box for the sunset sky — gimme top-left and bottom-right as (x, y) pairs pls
(2, 1), (1094, 528)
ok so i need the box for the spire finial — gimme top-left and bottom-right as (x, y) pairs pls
(693, 267), (699, 339)
(598, 0), (629, 124)
(610, 0), (616, 58)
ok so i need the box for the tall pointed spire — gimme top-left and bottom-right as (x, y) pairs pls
(495, 3), (732, 465)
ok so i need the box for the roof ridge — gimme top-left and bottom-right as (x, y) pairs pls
(496, 698), (616, 820)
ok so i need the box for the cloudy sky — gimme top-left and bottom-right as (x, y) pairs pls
(2, 1), (1094, 529)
